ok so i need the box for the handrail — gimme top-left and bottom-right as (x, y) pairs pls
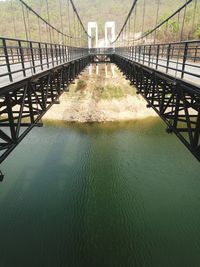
(0, 36), (199, 87)
(115, 40), (200, 84)
(0, 36), (89, 86)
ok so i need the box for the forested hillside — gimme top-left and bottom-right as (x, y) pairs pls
(74, 0), (190, 35)
(0, 0), (199, 42)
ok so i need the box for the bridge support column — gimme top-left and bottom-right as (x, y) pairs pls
(0, 171), (4, 182)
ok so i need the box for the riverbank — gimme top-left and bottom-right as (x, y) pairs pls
(43, 64), (157, 123)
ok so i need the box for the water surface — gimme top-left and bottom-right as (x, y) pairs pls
(0, 118), (200, 267)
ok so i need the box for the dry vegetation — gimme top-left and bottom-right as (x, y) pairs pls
(43, 64), (157, 122)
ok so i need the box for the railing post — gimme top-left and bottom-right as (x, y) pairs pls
(55, 44), (59, 65)
(29, 42), (36, 74)
(45, 43), (49, 68)
(51, 44), (54, 67)
(18, 40), (26, 77)
(166, 44), (171, 73)
(171, 46), (174, 59)
(148, 45), (151, 67)
(194, 45), (198, 62)
(16, 46), (20, 62)
(135, 45), (137, 61)
(59, 44), (62, 64)
(156, 45), (160, 69)
(11, 48), (14, 63)
(131, 46), (133, 60)
(162, 45), (164, 57)
(68, 46), (71, 61)
(181, 42), (188, 79)
(38, 43), (43, 71)
(2, 38), (13, 82)
(139, 46), (141, 62)
(143, 46), (145, 64)
(62, 45), (66, 63)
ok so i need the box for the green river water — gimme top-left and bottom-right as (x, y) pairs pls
(0, 119), (200, 267)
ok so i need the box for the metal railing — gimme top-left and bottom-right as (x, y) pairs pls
(0, 37), (89, 86)
(115, 40), (200, 84)
(1, 37), (200, 87)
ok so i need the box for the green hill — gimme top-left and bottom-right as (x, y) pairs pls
(0, 0), (199, 42)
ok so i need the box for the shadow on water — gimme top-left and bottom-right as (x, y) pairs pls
(0, 133), (96, 266)
(44, 117), (163, 135)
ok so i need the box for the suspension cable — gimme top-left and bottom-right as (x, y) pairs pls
(113, 0), (138, 44)
(154, 0), (160, 44)
(59, 0), (64, 44)
(67, 0), (72, 45)
(191, 0), (198, 39)
(21, 2), (28, 40)
(136, 0), (192, 43)
(69, 0), (91, 38)
(113, 0), (192, 45)
(38, 17), (41, 42)
(19, 0), (91, 45)
(45, 0), (53, 43)
(26, 7), (31, 40)
(19, 0), (72, 40)
(141, 0), (146, 44)
(128, 16), (131, 45)
(133, 1), (137, 46)
(180, 0), (188, 41)
(21, 2), (34, 75)
(11, 0), (17, 38)
(73, 7), (76, 45)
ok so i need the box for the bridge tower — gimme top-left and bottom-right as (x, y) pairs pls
(105, 21), (115, 48)
(88, 22), (98, 48)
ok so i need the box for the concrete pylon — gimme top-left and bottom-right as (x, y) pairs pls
(88, 22), (98, 48)
(105, 21), (115, 48)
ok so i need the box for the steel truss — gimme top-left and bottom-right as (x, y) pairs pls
(1, 48), (200, 177)
(0, 57), (89, 170)
(89, 55), (114, 63)
(114, 55), (200, 160)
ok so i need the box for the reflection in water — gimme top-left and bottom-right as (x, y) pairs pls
(89, 63), (115, 77)
(0, 119), (200, 266)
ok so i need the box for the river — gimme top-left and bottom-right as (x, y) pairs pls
(0, 119), (200, 266)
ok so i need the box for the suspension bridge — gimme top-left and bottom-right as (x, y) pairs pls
(0, 0), (200, 178)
